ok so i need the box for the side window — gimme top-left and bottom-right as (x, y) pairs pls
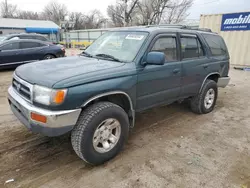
(202, 34), (227, 56)
(151, 37), (177, 61)
(20, 42), (41, 49)
(0, 42), (20, 50)
(181, 36), (204, 59)
(36, 36), (47, 41)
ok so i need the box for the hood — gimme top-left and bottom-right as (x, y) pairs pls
(15, 56), (136, 88)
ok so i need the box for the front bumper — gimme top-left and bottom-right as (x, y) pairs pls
(8, 86), (81, 137)
(217, 76), (230, 88)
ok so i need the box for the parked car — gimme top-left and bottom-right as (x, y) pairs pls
(8, 25), (230, 165)
(0, 39), (65, 68)
(0, 33), (50, 42)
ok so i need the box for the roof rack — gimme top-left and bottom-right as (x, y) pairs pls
(145, 24), (212, 32)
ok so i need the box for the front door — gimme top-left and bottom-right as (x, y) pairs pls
(136, 34), (182, 111)
(0, 42), (21, 66)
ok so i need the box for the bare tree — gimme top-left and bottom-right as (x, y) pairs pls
(0, 0), (17, 18)
(107, 0), (139, 27)
(16, 11), (41, 20)
(162, 0), (193, 24)
(42, 0), (68, 25)
(83, 10), (107, 29)
(135, 0), (171, 25)
(110, 0), (193, 26)
(69, 12), (85, 30)
(107, 4), (124, 27)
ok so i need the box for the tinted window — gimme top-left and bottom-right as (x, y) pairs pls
(202, 34), (227, 56)
(35, 36), (47, 41)
(151, 37), (177, 61)
(20, 42), (41, 49)
(181, 36), (204, 59)
(0, 42), (20, 50)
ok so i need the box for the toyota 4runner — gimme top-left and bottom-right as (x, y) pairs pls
(8, 25), (230, 165)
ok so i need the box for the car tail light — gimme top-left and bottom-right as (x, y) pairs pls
(61, 47), (65, 52)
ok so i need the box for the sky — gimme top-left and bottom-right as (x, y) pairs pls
(5, 0), (250, 20)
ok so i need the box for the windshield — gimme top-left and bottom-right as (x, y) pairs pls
(0, 36), (7, 42)
(85, 31), (148, 62)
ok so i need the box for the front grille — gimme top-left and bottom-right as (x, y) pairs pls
(12, 75), (32, 102)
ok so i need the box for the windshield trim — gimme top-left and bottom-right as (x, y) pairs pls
(85, 31), (150, 63)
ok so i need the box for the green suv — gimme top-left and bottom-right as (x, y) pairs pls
(8, 26), (230, 165)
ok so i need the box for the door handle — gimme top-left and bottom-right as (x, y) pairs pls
(203, 65), (208, 69)
(173, 69), (180, 74)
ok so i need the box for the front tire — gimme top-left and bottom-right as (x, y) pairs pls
(190, 79), (218, 114)
(71, 102), (129, 165)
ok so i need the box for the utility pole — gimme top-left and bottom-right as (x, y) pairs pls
(5, 0), (8, 18)
(123, 0), (127, 27)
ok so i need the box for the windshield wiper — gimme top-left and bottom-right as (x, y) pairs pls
(80, 51), (93, 58)
(95, 53), (122, 62)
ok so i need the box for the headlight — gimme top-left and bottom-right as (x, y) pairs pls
(33, 85), (67, 105)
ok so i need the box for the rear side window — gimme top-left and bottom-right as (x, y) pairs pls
(202, 34), (227, 56)
(20, 42), (41, 49)
(35, 36), (48, 41)
(181, 36), (204, 59)
(151, 37), (177, 61)
(0, 42), (20, 50)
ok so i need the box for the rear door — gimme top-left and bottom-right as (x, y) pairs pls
(201, 33), (230, 77)
(0, 42), (21, 66)
(19, 41), (46, 62)
(179, 33), (211, 97)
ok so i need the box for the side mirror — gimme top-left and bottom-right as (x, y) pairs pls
(144, 52), (165, 65)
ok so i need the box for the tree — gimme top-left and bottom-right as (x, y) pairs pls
(17, 11), (41, 20)
(0, 0), (17, 18)
(135, 0), (171, 25)
(69, 12), (85, 30)
(42, 0), (68, 25)
(107, 0), (193, 26)
(162, 0), (193, 24)
(83, 10), (107, 29)
(107, 0), (139, 27)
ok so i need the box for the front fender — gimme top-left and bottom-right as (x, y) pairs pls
(61, 75), (137, 110)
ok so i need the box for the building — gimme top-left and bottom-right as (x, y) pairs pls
(0, 18), (60, 42)
(200, 11), (250, 66)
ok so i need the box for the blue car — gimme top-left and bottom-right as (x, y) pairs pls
(0, 39), (65, 69)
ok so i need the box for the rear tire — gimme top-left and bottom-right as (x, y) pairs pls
(190, 79), (218, 114)
(43, 54), (55, 60)
(71, 102), (129, 165)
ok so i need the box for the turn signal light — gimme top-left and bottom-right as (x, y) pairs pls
(53, 90), (66, 104)
(31, 112), (47, 123)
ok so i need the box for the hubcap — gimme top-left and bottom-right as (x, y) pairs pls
(204, 88), (215, 109)
(92, 118), (121, 153)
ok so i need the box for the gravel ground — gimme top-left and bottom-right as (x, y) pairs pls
(0, 66), (249, 188)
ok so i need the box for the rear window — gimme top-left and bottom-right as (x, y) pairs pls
(202, 34), (228, 57)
